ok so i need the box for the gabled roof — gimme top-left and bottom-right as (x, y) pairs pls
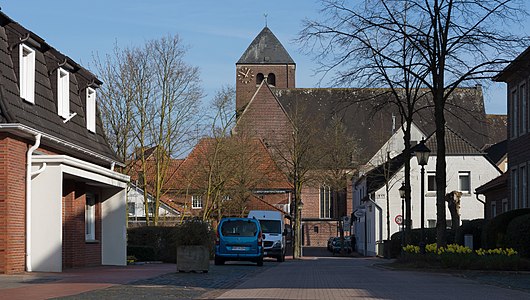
(425, 126), (484, 155)
(237, 27), (295, 65)
(168, 137), (292, 191)
(0, 12), (119, 165)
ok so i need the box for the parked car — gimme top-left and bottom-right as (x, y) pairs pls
(327, 237), (339, 251)
(215, 217), (264, 266)
(331, 236), (353, 255)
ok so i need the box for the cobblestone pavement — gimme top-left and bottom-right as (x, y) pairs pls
(55, 261), (276, 299)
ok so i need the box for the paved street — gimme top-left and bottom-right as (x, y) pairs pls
(1, 248), (530, 299)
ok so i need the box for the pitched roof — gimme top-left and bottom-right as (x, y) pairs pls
(167, 137), (292, 191)
(0, 12), (119, 165)
(485, 114), (507, 145)
(425, 126), (484, 155)
(272, 87), (497, 162)
(475, 172), (508, 194)
(363, 125), (486, 193)
(237, 27), (295, 65)
(483, 139), (507, 165)
(494, 46), (530, 82)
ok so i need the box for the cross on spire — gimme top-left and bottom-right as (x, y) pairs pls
(264, 13), (268, 27)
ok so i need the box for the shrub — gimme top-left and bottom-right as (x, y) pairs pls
(483, 208), (530, 249)
(173, 219), (214, 247)
(389, 228), (455, 258)
(127, 245), (156, 261)
(458, 219), (486, 249)
(399, 243), (528, 270)
(127, 226), (177, 262)
(505, 214), (530, 258)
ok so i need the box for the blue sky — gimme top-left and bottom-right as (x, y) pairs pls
(2, 0), (525, 114)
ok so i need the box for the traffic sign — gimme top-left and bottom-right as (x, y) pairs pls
(395, 215), (403, 225)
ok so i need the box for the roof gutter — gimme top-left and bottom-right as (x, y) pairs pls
(0, 123), (124, 168)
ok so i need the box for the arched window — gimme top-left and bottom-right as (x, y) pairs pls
(256, 73), (264, 85)
(267, 73), (276, 86)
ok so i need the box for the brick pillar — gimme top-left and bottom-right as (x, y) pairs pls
(0, 135), (29, 274)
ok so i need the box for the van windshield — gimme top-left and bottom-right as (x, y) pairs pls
(221, 220), (258, 237)
(259, 220), (281, 234)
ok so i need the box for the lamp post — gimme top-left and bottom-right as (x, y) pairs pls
(399, 182), (406, 249)
(415, 139), (431, 254)
(297, 200), (304, 257)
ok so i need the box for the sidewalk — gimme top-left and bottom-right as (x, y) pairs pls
(0, 263), (175, 300)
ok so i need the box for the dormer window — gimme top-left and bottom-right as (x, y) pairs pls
(86, 87), (96, 133)
(19, 44), (35, 103)
(57, 68), (70, 118)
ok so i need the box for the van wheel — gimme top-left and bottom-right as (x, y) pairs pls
(257, 258), (263, 267)
(277, 254), (285, 262)
(214, 256), (224, 265)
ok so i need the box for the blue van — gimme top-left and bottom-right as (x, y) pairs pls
(215, 217), (264, 266)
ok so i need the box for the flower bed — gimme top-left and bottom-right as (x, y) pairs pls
(397, 243), (530, 271)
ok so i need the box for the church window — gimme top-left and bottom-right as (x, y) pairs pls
(256, 73), (264, 85)
(267, 73), (276, 86)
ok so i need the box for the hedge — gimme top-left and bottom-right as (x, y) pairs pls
(127, 222), (215, 263)
(483, 208), (530, 249)
(505, 214), (530, 258)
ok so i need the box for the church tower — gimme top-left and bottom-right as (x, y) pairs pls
(236, 27), (296, 113)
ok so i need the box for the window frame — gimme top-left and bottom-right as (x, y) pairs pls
(85, 193), (96, 241)
(491, 201), (497, 218)
(192, 195), (203, 209)
(57, 67), (70, 118)
(19, 44), (36, 103)
(319, 185), (333, 219)
(521, 164), (528, 208)
(512, 168), (519, 209)
(86, 87), (96, 132)
(458, 171), (471, 194)
(518, 82), (528, 136)
(427, 172), (437, 193)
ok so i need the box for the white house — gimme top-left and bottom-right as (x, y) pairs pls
(353, 126), (502, 256)
(127, 183), (180, 226)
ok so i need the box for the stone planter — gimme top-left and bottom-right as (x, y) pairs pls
(176, 245), (209, 273)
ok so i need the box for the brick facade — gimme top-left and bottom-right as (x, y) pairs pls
(236, 64), (295, 113)
(62, 181), (102, 269)
(0, 135), (27, 274)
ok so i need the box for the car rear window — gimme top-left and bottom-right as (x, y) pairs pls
(221, 220), (258, 237)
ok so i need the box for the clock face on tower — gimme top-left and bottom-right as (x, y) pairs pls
(237, 67), (254, 84)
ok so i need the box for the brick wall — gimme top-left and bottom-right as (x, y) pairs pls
(236, 64), (295, 112)
(0, 135), (28, 274)
(62, 181), (101, 269)
(303, 221), (339, 247)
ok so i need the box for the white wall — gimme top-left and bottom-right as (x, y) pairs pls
(102, 188), (127, 266)
(30, 164), (63, 272)
(353, 154), (501, 256)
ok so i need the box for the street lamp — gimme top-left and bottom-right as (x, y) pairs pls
(415, 138), (431, 254)
(398, 182), (406, 249)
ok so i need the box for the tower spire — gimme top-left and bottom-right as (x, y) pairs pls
(264, 13), (268, 27)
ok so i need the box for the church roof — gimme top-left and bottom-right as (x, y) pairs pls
(272, 87), (502, 163)
(237, 27), (295, 65)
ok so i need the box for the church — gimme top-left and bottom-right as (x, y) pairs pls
(231, 26), (506, 248)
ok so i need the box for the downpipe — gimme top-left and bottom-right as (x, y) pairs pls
(26, 133), (45, 272)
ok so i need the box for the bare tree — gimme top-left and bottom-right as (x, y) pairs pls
(95, 34), (203, 225)
(299, 0), (528, 246)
